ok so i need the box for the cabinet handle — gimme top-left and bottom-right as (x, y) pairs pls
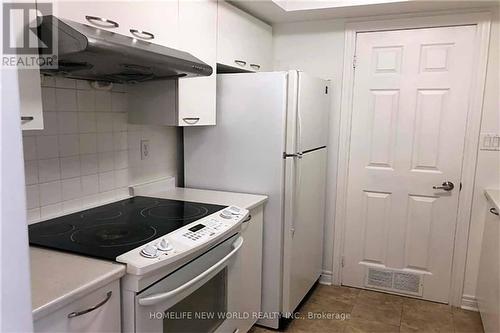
(21, 116), (34, 121)
(67, 291), (112, 318)
(250, 64), (261, 70)
(130, 29), (155, 40)
(85, 16), (119, 28)
(490, 208), (499, 216)
(182, 117), (200, 125)
(234, 60), (247, 66)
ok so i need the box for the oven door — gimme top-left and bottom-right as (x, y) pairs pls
(135, 234), (242, 333)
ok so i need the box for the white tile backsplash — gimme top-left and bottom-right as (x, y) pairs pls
(39, 181), (62, 206)
(38, 158), (60, 182)
(61, 177), (82, 201)
(57, 112), (78, 134)
(25, 160), (38, 185)
(23, 77), (178, 223)
(55, 88), (78, 112)
(60, 156), (81, 179)
(36, 135), (59, 159)
(58, 134), (80, 157)
(79, 133), (97, 154)
(77, 90), (96, 112)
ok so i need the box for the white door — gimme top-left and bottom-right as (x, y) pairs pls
(342, 25), (476, 303)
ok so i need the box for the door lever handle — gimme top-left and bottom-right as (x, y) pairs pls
(433, 181), (454, 191)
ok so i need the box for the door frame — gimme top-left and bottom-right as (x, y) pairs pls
(333, 10), (492, 307)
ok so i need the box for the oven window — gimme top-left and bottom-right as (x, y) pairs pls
(163, 268), (227, 333)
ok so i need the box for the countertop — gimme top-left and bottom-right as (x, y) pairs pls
(136, 187), (268, 211)
(485, 189), (500, 212)
(30, 186), (267, 320)
(30, 247), (125, 320)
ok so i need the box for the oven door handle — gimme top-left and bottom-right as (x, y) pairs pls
(138, 237), (243, 306)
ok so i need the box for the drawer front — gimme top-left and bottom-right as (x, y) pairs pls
(34, 280), (121, 333)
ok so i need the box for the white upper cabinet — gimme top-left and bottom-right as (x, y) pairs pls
(217, 1), (272, 72)
(177, 0), (217, 126)
(52, 1), (178, 48)
(128, 0), (218, 126)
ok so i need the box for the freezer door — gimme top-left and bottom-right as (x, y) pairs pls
(282, 148), (327, 314)
(296, 72), (330, 152)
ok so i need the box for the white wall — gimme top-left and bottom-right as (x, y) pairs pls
(1, 69), (34, 332)
(273, 9), (500, 301)
(22, 76), (178, 223)
(462, 9), (500, 300)
(273, 19), (346, 280)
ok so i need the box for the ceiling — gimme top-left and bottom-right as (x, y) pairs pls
(229, 0), (499, 24)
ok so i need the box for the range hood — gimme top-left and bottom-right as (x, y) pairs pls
(38, 15), (213, 83)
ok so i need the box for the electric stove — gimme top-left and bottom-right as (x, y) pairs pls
(28, 196), (227, 260)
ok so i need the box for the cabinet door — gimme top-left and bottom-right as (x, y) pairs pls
(177, 0), (217, 126)
(217, 1), (272, 72)
(236, 205), (264, 332)
(52, 1), (128, 36)
(34, 281), (121, 333)
(52, 1), (178, 48)
(125, 0), (178, 48)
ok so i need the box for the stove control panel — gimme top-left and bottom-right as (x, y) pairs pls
(117, 206), (248, 275)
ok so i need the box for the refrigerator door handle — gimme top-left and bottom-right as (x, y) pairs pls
(290, 154), (302, 237)
(283, 152), (303, 159)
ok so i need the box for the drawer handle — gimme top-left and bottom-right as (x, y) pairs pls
(250, 64), (261, 70)
(234, 60), (247, 66)
(182, 117), (200, 125)
(243, 214), (252, 223)
(130, 29), (154, 40)
(67, 291), (112, 318)
(85, 16), (119, 28)
(490, 208), (499, 216)
(21, 116), (34, 121)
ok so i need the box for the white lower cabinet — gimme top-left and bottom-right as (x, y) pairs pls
(34, 280), (121, 333)
(235, 204), (264, 332)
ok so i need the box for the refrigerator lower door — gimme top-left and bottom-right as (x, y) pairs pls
(282, 148), (327, 314)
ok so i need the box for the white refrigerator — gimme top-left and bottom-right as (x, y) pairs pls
(184, 70), (329, 328)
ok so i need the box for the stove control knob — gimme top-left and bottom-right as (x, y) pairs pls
(140, 244), (158, 258)
(157, 238), (173, 251)
(220, 210), (233, 219)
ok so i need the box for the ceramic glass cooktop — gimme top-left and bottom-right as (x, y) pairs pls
(28, 196), (226, 260)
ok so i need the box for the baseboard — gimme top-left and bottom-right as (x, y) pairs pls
(319, 270), (333, 285)
(461, 294), (479, 312)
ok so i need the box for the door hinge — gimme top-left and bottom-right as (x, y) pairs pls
(325, 86), (329, 94)
(341, 256), (345, 268)
(352, 55), (357, 69)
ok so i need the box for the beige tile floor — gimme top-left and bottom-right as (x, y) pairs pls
(250, 284), (484, 333)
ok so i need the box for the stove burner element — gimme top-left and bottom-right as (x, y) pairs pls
(71, 223), (157, 247)
(80, 208), (123, 221)
(29, 222), (75, 236)
(142, 203), (209, 221)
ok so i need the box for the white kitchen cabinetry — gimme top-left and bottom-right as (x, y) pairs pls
(128, 0), (217, 126)
(177, 0), (217, 126)
(34, 280), (120, 333)
(477, 193), (500, 333)
(51, 0), (178, 47)
(235, 204), (264, 332)
(217, 1), (272, 72)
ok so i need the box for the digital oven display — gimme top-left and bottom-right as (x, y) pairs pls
(188, 224), (206, 232)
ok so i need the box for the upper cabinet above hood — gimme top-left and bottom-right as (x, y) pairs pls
(38, 15), (213, 83)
